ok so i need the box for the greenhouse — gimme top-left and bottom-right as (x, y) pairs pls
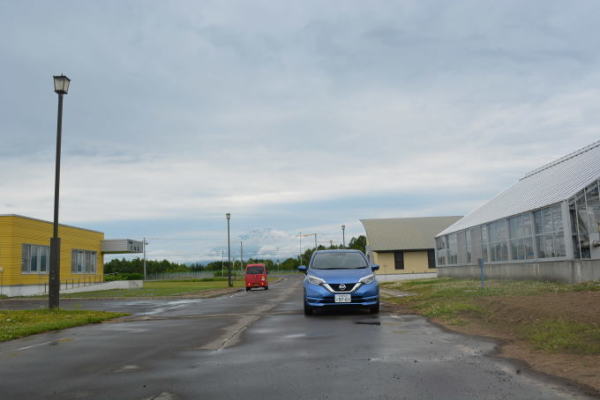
(435, 140), (600, 282)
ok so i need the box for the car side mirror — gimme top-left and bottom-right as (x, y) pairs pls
(297, 265), (307, 273)
(371, 264), (380, 271)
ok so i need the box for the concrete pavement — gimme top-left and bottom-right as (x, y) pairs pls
(0, 275), (595, 399)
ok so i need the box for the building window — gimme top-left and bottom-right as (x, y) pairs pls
(447, 233), (458, 264)
(436, 237), (447, 266)
(509, 213), (534, 260)
(72, 250), (97, 273)
(22, 244), (50, 273)
(427, 249), (436, 268)
(394, 251), (404, 270)
(535, 204), (565, 258)
(488, 220), (509, 262)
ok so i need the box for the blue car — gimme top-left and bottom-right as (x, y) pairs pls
(298, 249), (380, 315)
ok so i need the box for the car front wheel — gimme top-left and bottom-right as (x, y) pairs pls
(369, 302), (380, 314)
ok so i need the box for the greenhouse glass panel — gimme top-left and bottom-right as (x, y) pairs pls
(448, 233), (458, 264)
(466, 229), (472, 263)
(436, 237), (447, 266)
(481, 225), (489, 261)
(534, 204), (566, 258)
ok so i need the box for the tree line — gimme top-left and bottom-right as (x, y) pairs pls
(104, 235), (367, 275)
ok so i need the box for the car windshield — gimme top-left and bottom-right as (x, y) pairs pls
(246, 266), (265, 274)
(311, 252), (367, 269)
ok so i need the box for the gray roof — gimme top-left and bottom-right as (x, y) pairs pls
(361, 216), (462, 251)
(439, 140), (600, 236)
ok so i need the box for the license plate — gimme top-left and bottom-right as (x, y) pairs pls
(334, 294), (351, 303)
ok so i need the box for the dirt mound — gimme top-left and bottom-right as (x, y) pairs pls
(477, 292), (600, 325)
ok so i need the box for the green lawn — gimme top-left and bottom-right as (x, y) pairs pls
(60, 278), (244, 299)
(382, 278), (600, 354)
(0, 309), (128, 342)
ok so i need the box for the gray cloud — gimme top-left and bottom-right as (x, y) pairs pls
(2, 0), (599, 260)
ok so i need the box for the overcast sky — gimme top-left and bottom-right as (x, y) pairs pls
(1, 0), (599, 262)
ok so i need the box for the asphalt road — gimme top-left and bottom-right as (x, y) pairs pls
(0, 275), (595, 400)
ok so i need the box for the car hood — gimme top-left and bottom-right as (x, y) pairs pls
(307, 268), (372, 284)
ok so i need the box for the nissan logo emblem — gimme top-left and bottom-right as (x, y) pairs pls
(339, 284), (346, 290)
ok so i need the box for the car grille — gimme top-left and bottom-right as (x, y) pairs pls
(329, 283), (357, 292)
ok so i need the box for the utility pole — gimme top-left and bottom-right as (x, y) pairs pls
(226, 213), (232, 287)
(341, 224), (346, 248)
(298, 232), (302, 264)
(240, 241), (244, 273)
(298, 233), (318, 264)
(221, 250), (224, 277)
(142, 237), (148, 280)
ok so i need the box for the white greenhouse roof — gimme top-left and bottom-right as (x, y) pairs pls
(438, 140), (600, 236)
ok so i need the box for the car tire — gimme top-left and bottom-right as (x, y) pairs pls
(246, 288), (250, 292)
(304, 301), (313, 316)
(370, 303), (380, 314)
(264, 286), (269, 290)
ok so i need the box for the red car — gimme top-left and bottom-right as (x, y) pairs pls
(245, 263), (268, 291)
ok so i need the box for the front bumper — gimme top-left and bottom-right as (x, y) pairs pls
(246, 280), (267, 288)
(304, 281), (379, 307)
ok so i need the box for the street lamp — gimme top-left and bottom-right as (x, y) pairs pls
(226, 213), (232, 287)
(341, 224), (346, 248)
(49, 74), (70, 309)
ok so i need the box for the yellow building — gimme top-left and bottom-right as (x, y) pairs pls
(360, 217), (461, 281)
(0, 215), (141, 296)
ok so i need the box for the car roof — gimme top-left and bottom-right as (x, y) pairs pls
(312, 249), (363, 254)
(246, 263), (265, 267)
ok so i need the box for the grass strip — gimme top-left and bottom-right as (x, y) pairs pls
(60, 279), (244, 298)
(522, 320), (600, 354)
(0, 309), (128, 342)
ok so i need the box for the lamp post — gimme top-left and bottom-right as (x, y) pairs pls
(226, 213), (232, 287)
(341, 224), (346, 248)
(49, 74), (70, 310)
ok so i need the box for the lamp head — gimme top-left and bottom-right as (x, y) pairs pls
(53, 75), (70, 95)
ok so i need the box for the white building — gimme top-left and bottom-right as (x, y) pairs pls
(435, 140), (600, 283)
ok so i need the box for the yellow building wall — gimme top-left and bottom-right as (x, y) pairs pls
(373, 252), (395, 274)
(402, 251), (430, 273)
(0, 216), (104, 287)
(373, 250), (432, 274)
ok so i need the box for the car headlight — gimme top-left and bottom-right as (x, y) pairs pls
(358, 274), (376, 285)
(306, 275), (326, 286)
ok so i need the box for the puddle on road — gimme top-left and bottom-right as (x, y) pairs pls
(283, 333), (307, 339)
(114, 364), (141, 373)
(138, 299), (204, 316)
(355, 321), (381, 326)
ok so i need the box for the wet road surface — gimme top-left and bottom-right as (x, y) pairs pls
(0, 275), (595, 399)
